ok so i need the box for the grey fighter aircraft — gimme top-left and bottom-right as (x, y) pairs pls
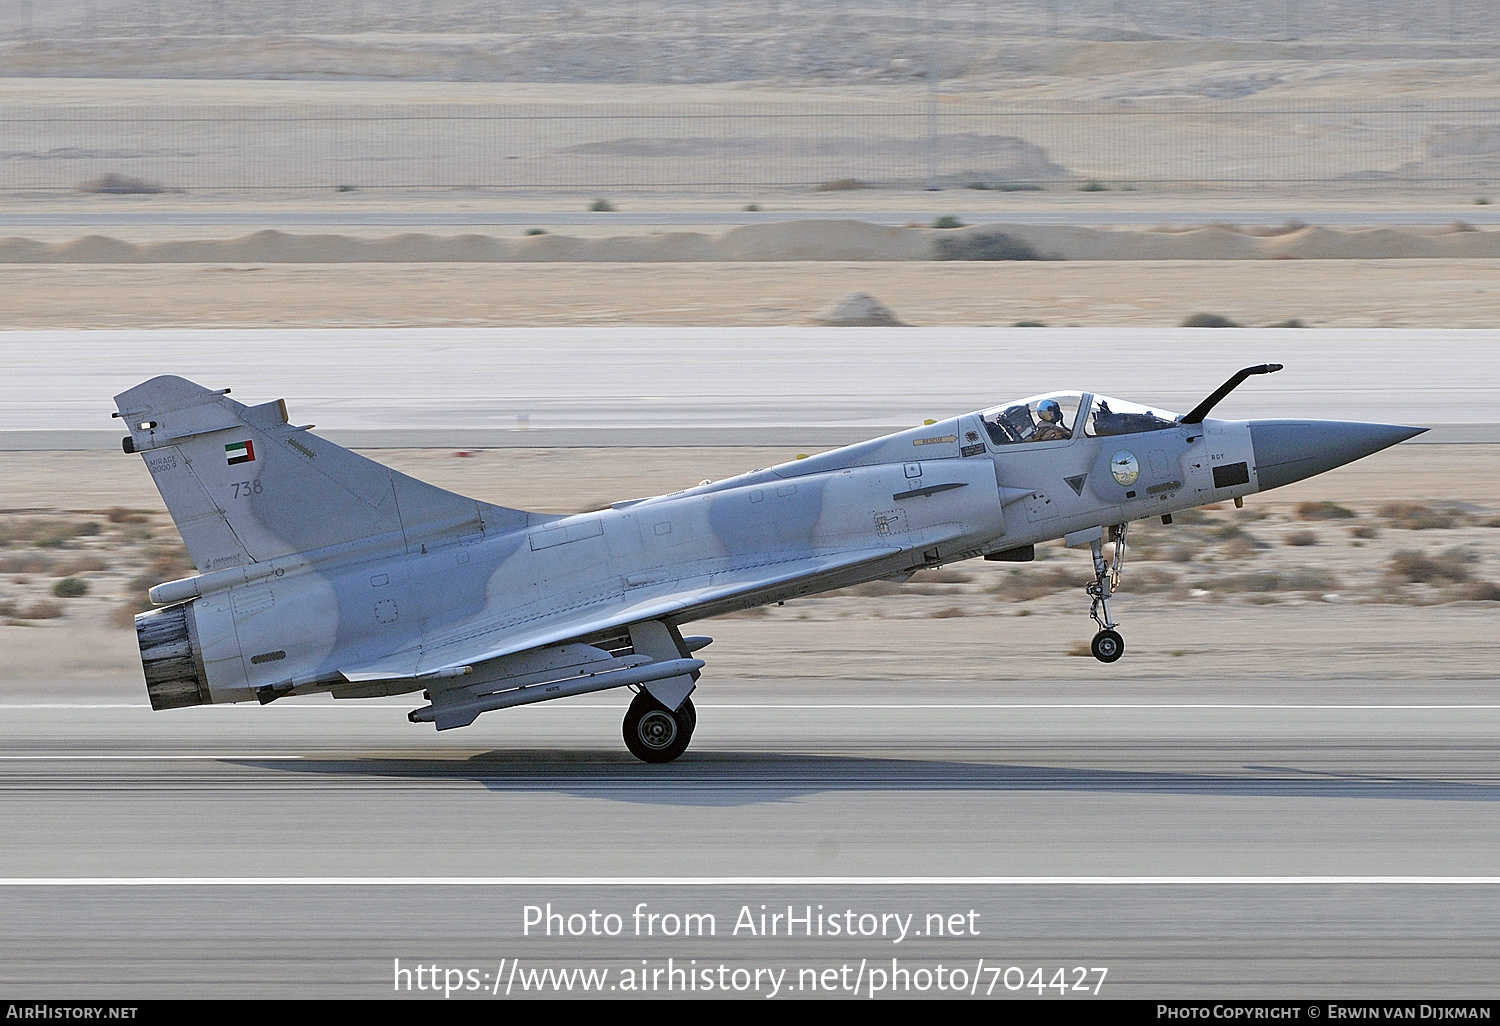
(116, 366), (1422, 762)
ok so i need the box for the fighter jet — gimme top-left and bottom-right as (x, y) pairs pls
(116, 366), (1422, 762)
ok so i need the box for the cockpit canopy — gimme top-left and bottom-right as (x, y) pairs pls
(980, 392), (1084, 446)
(1084, 395), (1178, 437)
(980, 392), (1179, 446)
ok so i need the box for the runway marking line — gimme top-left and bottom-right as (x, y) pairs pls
(7, 703), (1500, 712)
(0, 754), (302, 761)
(2, 877), (1500, 887)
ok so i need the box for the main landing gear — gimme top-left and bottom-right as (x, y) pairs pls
(622, 689), (696, 763)
(1086, 524), (1128, 664)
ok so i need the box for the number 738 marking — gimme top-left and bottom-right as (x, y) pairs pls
(231, 480), (264, 498)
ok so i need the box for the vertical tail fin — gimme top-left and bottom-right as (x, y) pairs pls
(114, 375), (534, 572)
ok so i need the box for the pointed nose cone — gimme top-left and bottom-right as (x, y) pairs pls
(1251, 420), (1427, 492)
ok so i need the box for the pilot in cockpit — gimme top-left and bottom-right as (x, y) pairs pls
(981, 393), (1081, 446)
(1032, 398), (1071, 441)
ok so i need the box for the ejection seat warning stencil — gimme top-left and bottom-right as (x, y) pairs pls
(226, 440), (256, 466)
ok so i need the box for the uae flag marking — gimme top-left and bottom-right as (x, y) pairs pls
(225, 440), (255, 466)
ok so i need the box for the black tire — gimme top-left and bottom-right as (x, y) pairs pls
(622, 691), (695, 764)
(1091, 629), (1125, 663)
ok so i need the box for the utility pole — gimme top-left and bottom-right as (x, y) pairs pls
(925, 0), (939, 190)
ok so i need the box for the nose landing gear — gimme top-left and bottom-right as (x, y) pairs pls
(1086, 524), (1128, 663)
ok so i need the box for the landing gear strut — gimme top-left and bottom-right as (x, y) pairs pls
(622, 690), (696, 763)
(1086, 524), (1128, 663)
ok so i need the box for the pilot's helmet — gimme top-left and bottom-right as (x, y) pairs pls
(1036, 399), (1064, 425)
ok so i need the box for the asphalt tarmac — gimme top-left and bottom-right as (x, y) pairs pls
(3, 327), (1495, 448)
(3, 679), (1498, 999)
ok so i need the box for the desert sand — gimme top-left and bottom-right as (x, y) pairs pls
(5, 222), (1500, 263)
(0, 258), (1496, 328)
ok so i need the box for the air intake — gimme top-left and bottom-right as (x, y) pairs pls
(135, 604), (211, 711)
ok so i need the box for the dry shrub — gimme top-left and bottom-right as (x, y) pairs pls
(79, 173), (164, 195)
(1481, 516), (1500, 529)
(1172, 509), (1210, 525)
(1284, 530), (1319, 547)
(56, 555), (108, 575)
(0, 518), (52, 546)
(1212, 523), (1248, 540)
(933, 230), (1044, 261)
(1130, 567), (1181, 593)
(1167, 544), (1195, 563)
(1066, 640), (1093, 657)
(52, 577), (88, 598)
(16, 599), (63, 620)
(910, 568), (973, 585)
(989, 566), (1080, 602)
(815, 178), (873, 192)
(0, 553), (55, 574)
(0, 518), (98, 549)
(1349, 524), (1380, 539)
(111, 595), (154, 629)
(144, 539), (192, 573)
(1459, 580), (1500, 602)
(33, 527), (81, 548)
(1180, 313), (1241, 328)
(1222, 535), (1263, 560)
(929, 607), (966, 618)
(1297, 501), (1356, 521)
(1206, 569), (1337, 594)
(105, 507), (150, 524)
(846, 580), (907, 598)
(1378, 502), (1458, 530)
(1386, 548), (1472, 584)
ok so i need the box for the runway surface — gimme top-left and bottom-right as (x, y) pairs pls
(2, 327), (1493, 448)
(2, 679), (1498, 998)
